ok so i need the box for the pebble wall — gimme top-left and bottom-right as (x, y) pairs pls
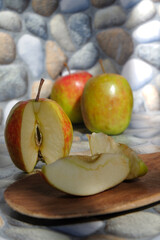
(0, 0), (160, 126)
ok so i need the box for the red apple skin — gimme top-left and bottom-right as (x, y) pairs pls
(50, 72), (92, 123)
(5, 99), (73, 172)
(81, 73), (133, 135)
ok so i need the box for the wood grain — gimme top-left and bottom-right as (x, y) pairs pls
(4, 152), (160, 220)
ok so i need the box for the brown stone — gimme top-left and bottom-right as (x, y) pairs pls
(0, 32), (16, 64)
(32, 0), (58, 16)
(46, 41), (67, 80)
(96, 28), (133, 65)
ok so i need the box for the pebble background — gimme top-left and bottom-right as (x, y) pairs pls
(0, 0), (160, 125)
(1, 0), (160, 240)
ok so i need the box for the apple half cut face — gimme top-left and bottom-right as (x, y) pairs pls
(5, 99), (73, 173)
(42, 153), (130, 196)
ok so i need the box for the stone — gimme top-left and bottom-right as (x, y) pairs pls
(60, 0), (90, 13)
(0, 108), (2, 124)
(158, 5), (160, 17)
(68, 42), (99, 70)
(132, 91), (145, 113)
(94, 6), (126, 29)
(25, 13), (47, 39)
(4, 226), (71, 240)
(0, 64), (28, 101)
(17, 34), (44, 78)
(153, 74), (160, 91)
(31, 79), (54, 99)
(97, 28), (133, 65)
(50, 14), (75, 52)
(106, 212), (160, 239)
(0, 10), (22, 31)
(121, 58), (158, 91)
(68, 13), (91, 47)
(154, 204), (160, 214)
(32, 0), (58, 16)
(0, 0), (3, 9)
(85, 234), (127, 240)
(142, 84), (160, 111)
(120, 0), (141, 8)
(125, 0), (156, 29)
(0, 32), (16, 64)
(0, 215), (4, 228)
(5, 0), (29, 13)
(91, 0), (116, 8)
(46, 41), (67, 80)
(88, 59), (117, 76)
(136, 43), (160, 69)
(132, 20), (160, 43)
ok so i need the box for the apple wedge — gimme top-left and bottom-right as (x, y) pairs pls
(88, 132), (148, 180)
(41, 153), (130, 196)
(5, 80), (73, 173)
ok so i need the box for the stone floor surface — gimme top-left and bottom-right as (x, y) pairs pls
(0, 112), (160, 240)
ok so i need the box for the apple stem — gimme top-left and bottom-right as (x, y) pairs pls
(35, 78), (45, 102)
(99, 59), (105, 73)
(64, 62), (70, 75)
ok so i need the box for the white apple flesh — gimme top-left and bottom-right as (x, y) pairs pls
(41, 153), (130, 196)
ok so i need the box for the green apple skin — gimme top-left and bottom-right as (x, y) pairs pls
(50, 72), (92, 124)
(81, 73), (133, 135)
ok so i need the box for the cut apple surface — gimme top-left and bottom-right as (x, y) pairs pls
(89, 132), (148, 180)
(5, 99), (73, 173)
(42, 153), (130, 196)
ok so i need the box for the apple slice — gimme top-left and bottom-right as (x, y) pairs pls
(88, 132), (148, 180)
(5, 80), (73, 173)
(41, 153), (130, 196)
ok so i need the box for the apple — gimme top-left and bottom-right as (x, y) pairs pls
(81, 72), (133, 135)
(5, 79), (73, 173)
(41, 152), (130, 196)
(50, 68), (92, 124)
(88, 132), (148, 180)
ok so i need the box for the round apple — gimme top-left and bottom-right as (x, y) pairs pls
(50, 71), (92, 124)
(81, 73), (133, 135)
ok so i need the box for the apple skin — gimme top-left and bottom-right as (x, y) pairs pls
(50, 71), (92, 123)
(5, 99), (73, 172)
(81, 73), (133, 135)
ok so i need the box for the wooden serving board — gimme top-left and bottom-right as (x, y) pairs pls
(4, 152), (160, 220)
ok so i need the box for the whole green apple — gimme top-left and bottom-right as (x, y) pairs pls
(50, 71), (92, 124)
(81, 73), (133, 135)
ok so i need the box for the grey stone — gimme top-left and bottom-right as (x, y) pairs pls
(0, 0), (3, 9)
(68, 13), (91, 47)
(50, 14), (75, 52)
(94, 6), (126, 29)
(106, 212), (160, 238)
(60, 0), (90, 13)
(0, 10), (22, 31)
(25, 13), (47, 39)
(121, 58), (158, 90)
(88, 59), (117, 76)
(97, 28), (133, 65)
(132, 91), (145, 113)
(132, 20), (160, 43)
(5, 0), (29, 13)
(120, 0), (141, 8)
(0, 109), (2, 124)
(0, 64), (28, 101)
(136, 43), (160, 69)
(91, 0), (116, 8)
(32, 0), (58, 17)
(17, 34), (44, 78)
(68, 42), (99, 70)
(125, 0), (156, 29)
(0, 32), (16, 64)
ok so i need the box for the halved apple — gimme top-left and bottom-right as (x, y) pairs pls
(5, 81), (73, 173)
(41, 153), (130, 196)
(88, 132), (148, 180)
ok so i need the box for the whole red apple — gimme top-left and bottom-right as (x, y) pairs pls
(50, 71), (92, 123)
(81, 73), (133, 135)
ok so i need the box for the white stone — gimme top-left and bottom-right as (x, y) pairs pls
(0, 10), (21, 31)
(142, 84), (160, 111)
(121, 58), (158, 90)
(125, 0), (156, 29)
(132, 20), (160, 43)
(31, 79), (54, 99)
(17, 34), (44, 78)
(106, 212), (160, 238)
(50, 14), (75, 52)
